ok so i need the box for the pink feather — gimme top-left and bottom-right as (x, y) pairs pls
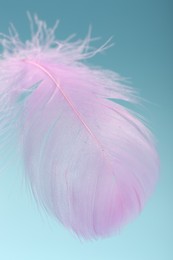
(0, 15), (159, 239)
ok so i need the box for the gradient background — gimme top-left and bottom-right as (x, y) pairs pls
(0, 0), (172, 259)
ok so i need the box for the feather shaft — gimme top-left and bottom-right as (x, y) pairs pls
(23, 59), (104, 149)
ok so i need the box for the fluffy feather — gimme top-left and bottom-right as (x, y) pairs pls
(0, 15), (159, 239)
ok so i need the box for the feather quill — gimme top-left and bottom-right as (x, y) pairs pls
(0, 15), (159, 239)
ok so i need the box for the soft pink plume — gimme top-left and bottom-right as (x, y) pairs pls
(0, 15), (159, 239)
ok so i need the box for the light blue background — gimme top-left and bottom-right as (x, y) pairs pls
(0, 0), (172, 259)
